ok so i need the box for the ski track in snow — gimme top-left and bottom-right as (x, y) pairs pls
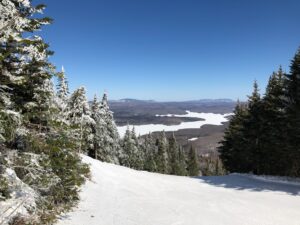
(117, 111), (232, 137)
(57, 155), (300, 225)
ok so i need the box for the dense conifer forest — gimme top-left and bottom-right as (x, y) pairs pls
(219, 50), (300, 177)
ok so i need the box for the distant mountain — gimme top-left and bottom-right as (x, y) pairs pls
(111, 98), (156, 103)
(190, 99), (234, 103)
(110, 98), (234, 103)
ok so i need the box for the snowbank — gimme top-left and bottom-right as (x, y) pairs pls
(117, 111), (232, 137)
(0, 168), (37, 225)
(57, 155), (300, 225)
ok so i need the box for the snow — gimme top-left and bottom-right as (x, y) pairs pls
(117, 111), (232, 137)
(57, 155), (300, 225)
(188, 137), (198, 141)
(0, 168), (37, 225)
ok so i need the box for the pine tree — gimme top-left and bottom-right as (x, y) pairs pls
(89, 94), (101, 159)
(259, 68), (286, 175)
(143, 133), (157, 172)
(187, 146), (200, 176)
(0, 2), (90, 223)
(285, 48), (300, 176)
(121, 126), (140, 168)
(98, 93), (122, 164)
(219, 101), (248, 172)
(168, 133), (183, 175)
(57, 66), (69, 100)
(242, 81), (263, 174)
(131, 127), (144, 169)
(0, 1), (53, 139)
(55, 66), (69, 124)
(68, 87), (94, 153)
(155, 131), (170, 174)
(177, 146), (187, 176)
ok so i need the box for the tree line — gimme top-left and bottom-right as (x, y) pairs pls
(219, 49), (300, 177)
(121, 129), (202, 176)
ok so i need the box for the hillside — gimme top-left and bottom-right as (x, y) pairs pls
(57, 155), (300, 225)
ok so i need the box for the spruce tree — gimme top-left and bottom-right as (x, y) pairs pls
(89, 95), (101, 159)
(143, 133), (157, 172)
(187, 146), (200, 176)
(94, 93), (122, 164)
(121, 126), (141, 169)
(56, 66), (70, 124)
(156, 131), (170, 174)
(0, 2), (90, 223)
(168, 133), (181, 175)
(177, 146), (187, 176)
(285, 48), (300, 176)
(259, 68), (286, 175)
(242, 81), (263, 173)
(131, 127), (144, 169)
(219, 101), (248, 172)
(68, 87), (94, 153)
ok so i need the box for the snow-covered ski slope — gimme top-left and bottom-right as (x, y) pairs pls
(57, 155), (300, 225)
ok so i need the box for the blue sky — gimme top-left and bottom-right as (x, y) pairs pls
(38, 0), (300, 101)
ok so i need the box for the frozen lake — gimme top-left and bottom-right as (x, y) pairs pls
(117, 110), (232, 137)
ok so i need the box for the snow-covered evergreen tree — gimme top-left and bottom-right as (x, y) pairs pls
(121, 126), (143, 169)
(25, 77), (56, 133)
(0, 2), (90, 224)
(68, 87), (94, 153)
(98, 93), (122, 164)
(90, 94), (105, 160)
(55, 66), (70, 124)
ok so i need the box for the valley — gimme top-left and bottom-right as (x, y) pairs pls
(110, 99), (235, 155)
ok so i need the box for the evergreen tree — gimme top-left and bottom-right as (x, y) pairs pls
(56, 66), (69, 124)
(98, 93), (122, 164)
(0, 2), (90, 223)
(219, 101), (248, 172)
(68, 87), (94, 153)
(57, 66), (69, 101)
(121, 126), (141, 169)
(259, 68), (286, 175)
(131, 127), (144, 169)
(177, 146), (187, 176)
(89, 94), (102, 159)
(242, 81), (263, 173)
(155, 131), (170, 174)
(187, 146), (200, 176)
(168, 133), (187, 175)
(285, 48), (300, 176)
(168, 133), (179, 175)
(143, 133), (157, 172)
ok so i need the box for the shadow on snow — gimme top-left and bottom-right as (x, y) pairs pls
(195, 174), (300, 196)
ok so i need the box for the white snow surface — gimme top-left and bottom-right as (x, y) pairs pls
(57, 155), (300, 225)
(0, 168), (37, 225)
(188, 137), (198, 141)
(117, 111), (232, 137)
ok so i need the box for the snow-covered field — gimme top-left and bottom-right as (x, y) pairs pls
(117, 111), (231, 137)
(57, 155), (300, 225)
